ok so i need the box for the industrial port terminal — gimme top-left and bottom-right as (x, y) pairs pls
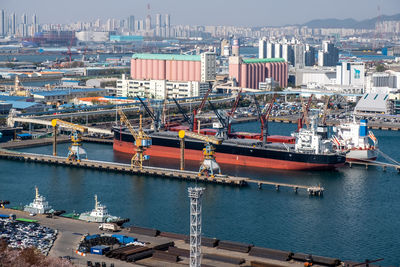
(1, 8), (400, 265)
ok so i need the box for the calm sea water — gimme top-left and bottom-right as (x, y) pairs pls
(0, 121), (399, 265)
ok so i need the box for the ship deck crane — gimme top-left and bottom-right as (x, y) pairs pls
(137, 96), (162, 131)
(117, 108), (152, 169)
(51, 119), (88, 162)
(320, 95), (332, 126)
(227, 88), (242, 135)
(297, 94), (313, 132)
(254, 94), (276, 145)
(207, 99), (228, 139)
(172, 98), (194, 131)
(179, 130), (222, 178)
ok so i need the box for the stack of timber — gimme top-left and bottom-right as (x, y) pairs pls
(218, 240), (253, 253)
(184, 236), (219, 247)
(159, 231), (188, 240)
(151, 241), (175, 251)
(167, 246), (190, 258)
(249, 247), (293, 261)
(129, 226), (160, 237)
(291, 253), (341, 266)
(203, 253), (245, 265)
(152, 250), (180, 263)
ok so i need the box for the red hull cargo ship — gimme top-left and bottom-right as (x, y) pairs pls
(113, 128), (346, 171)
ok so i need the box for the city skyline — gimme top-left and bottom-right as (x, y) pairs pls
(2, 0), (400, 27)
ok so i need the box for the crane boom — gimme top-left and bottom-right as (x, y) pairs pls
(197, 86), (213, 114)
(227, 88), (242, 134)
(207, 99), (227, 129)
(51, 119), (88, 133)
(117, 109), (140, 139)
(137, 96), (156, 121)
(321, 95), (331, 125)
(297, 94), (313, 131)
(172, 98), (193, 130)
(183, 130), (222, 145)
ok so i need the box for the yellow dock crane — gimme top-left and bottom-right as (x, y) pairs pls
(51, 119), (88, 162)
(179, 130), (223, 178)
(117, 108), (152, 169)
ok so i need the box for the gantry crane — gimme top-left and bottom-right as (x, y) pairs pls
(117, 108), (152, 169)
(51, 119), (88, 162)
(179, 130), (222, 178)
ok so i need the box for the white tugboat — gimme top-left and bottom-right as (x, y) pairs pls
(332, 118), (378, 161)
(78, 195), (129, 225)
(24, 186), (53, 214)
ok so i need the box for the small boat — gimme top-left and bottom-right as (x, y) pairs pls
(78, 195), (129, 226)
(24, 186), (53, 214)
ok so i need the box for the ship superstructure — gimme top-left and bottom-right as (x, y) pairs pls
(79, 195), (123, 223)
(24, 187), (53, 214)
(332, 118), (378, 161)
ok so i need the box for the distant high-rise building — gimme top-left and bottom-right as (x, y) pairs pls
(258, 38), (266, 59)
(232, 38), (240, 56)
(0, 9), (5, 36)
(282, 44), (294, 65)
(145, 15), (151, 31)
(128, 15), (135, 32)
(21, 13), (27, 24)
(10, 13), (16, 35)
(138, 20), (144, 31)
(165, 14), (170, 37)
(266, 42), (274, 58)
(32, 14), (38, 34)
(155, 13), (161, 36)
(305, 45), (316, 66)
(274, 43), (282, 58)
(318, 41), (339, 67)
(294, 44), (305, 68)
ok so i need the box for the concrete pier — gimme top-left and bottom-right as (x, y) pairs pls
(0, 148), (324, 196)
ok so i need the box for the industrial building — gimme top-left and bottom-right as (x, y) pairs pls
(355, 93), (391, 114)
(75, 31), (109, 42)
(32, 88), (106, 103)
(130, 52), (216, 83)
(30, 30), (76, 46)
(229, 57), (288, 89)
(117, 74), (209, 99)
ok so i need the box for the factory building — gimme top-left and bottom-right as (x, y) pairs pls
(229, 57), (288, 89)
(117, 75), (209, 99)
(130, 52), (216, 83)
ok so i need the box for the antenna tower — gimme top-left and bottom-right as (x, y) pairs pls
(188, 187), (205, 267)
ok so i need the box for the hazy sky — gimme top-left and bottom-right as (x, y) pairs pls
(2, 0), (400, 26)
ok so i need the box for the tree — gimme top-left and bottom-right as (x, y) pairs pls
(376, 64), (386, 72)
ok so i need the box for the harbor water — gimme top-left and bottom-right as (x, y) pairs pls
(0, 121), (399, 265)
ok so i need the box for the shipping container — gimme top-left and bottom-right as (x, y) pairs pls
(90, 245), (110, 255)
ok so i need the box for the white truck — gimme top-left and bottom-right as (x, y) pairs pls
(98, 223), (118, 232)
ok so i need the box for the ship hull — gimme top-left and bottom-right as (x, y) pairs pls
(346, 149), (378, 162)
(113, 128), (345, 171)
